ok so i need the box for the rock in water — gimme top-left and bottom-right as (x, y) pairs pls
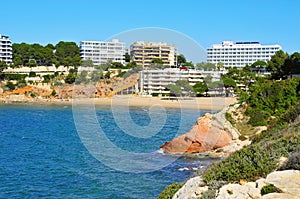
(160, 113), (233, 154)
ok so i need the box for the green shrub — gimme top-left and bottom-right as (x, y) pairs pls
(251, 124), (287, 144)
(261, 184), (282, 195)
(157, 182), (182, 199)
(225, 112), (235, 125)
(5, 81), (15, 90)
(152, 93), (161, 97)
(245, 78), (300, 126)
(251, 101), (300, 143)
(51, 90), (56, 96)
(202, 128), (300, 183)
(43, 75), (51, 83)
(198, 189), (216, 199)
(280, 101), (300, 124)
(54, 71), (59, 77)
(248, 110), (270, 126)
(4, 73), (27, 81)
(116, 71), (127, 77)
(65, 72), (77, 84)
(29, 71), (36, 77)
(202, 144), (278, 183)
(17, 80), (27, 88)
(279, 146), (300, 170)
(30, 93), (36, 98)
(104, 71), (111, 79)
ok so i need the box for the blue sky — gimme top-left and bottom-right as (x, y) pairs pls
(1, 0), (300, 62)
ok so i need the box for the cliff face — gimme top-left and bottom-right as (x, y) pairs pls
(160, 111), (236, 154)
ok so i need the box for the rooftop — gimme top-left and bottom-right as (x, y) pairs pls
(210, 40), (281, 48)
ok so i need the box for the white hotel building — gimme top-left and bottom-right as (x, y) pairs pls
(80, 39), (126, 65)
(0, 34), (12, 65)
(139, 68), (226, 95)
(207, 41), (281, 67)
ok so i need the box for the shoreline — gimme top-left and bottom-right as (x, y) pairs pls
(0, 96), (237, 110)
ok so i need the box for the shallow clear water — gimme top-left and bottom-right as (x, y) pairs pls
(0, 104), (213, 198)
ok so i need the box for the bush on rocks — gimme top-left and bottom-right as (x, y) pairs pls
(279, 146), (300, 170)
(261, 184), (282, 195)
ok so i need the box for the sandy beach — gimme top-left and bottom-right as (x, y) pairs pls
(1, 95), (237, 110)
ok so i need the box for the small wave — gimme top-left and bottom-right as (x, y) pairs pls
(155, 148), (165, 154)
(142, 107), (148, 112)
(178, 167), (199, 171)
(178, 167), (189, 171)
(154, 149), (187, 158)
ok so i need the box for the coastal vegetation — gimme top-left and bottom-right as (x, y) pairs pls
(157, 183), (182, 199)
(266, 50), (300, 80)
(159, 82), (300, 198)
(202, 126), (300, 183)
(158, 51), (300, 198)
(0, 60), (7, 72)
(242, 77), (300, 126)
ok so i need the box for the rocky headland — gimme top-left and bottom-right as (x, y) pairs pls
(158, 98), (300, 199)
(160, 103), (253, 158)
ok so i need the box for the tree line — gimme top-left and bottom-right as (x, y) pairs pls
(266, 50), (300, 79)
(11, 41), (81, 67)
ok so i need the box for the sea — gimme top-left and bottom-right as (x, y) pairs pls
(0, 104), (214, 199)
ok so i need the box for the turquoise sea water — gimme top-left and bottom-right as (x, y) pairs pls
(0, 104), (213, 198)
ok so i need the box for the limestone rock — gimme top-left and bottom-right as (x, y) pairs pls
(265, 170), (300, 196)
(172, 176), (208, 199)
(254, 126), (268, 135)
(214, 170), (300, 199)
(278, 156), (288, 167)
(255, 178), (267, 190)
(216, 183), (261, 199)
(261, 193), (298, 199)
(244, 181), (256, 189)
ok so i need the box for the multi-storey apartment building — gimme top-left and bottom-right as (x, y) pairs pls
(80, 39), (126, 65)
(130, 41), (177, 67)
(0, 34), (12, 65)
(207, 41), (281, 67)
(139, 68), (226, 95)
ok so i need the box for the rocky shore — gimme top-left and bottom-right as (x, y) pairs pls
(160, 103), (251, 158)
(173, 170), (300, 199)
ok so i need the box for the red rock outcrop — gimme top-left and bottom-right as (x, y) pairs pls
(1, 85), (52, 98)
(160, 113), (233, 154)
